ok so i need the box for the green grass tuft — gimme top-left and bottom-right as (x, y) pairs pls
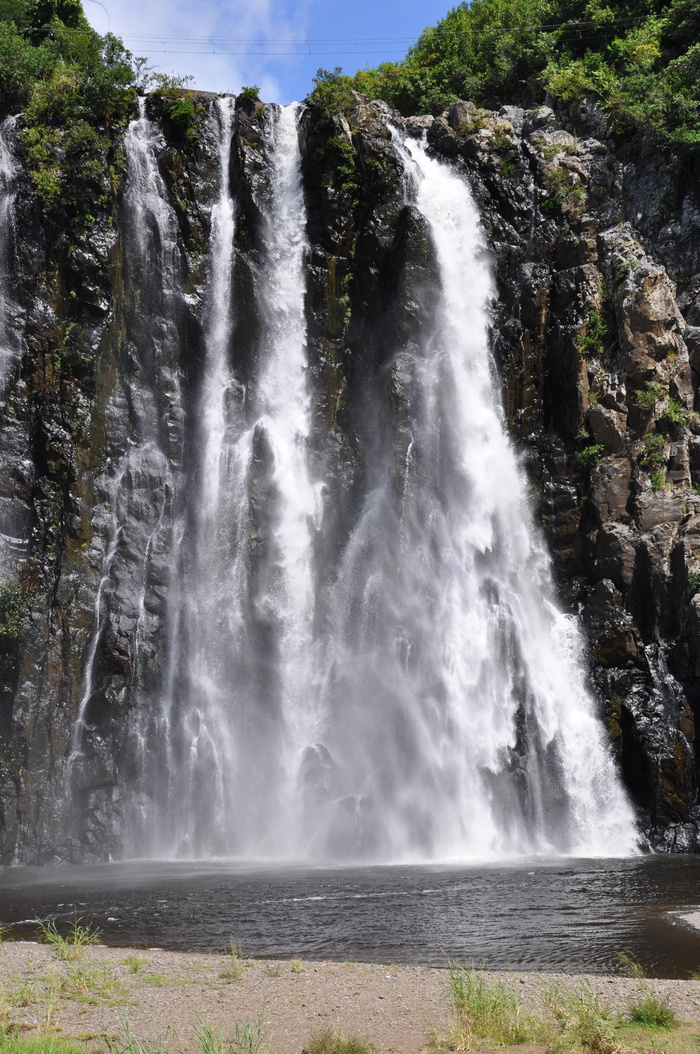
(37, 918), (101, 961)
(0, 1038), (87, 1054)
(304, 1030), (377, 1054)
(221, 941), (245, 983)
(447, 964), (537, 1046)
(618, 952), (677, 1029)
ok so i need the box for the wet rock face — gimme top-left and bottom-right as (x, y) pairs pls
(422, 97), (700, 849)
(0, 89), (700, 860)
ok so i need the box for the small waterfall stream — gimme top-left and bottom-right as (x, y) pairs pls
(0, 116), (19, 394)
(68, 96), (183, 833)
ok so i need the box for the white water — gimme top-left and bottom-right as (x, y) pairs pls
(124, 98), (180, 281)
(153, 102), (320, 856)
(122, 109), (638, 861)
(0, 116), (19, 393)
(68, 98), (182, 829)
(296, 136), (638, 860)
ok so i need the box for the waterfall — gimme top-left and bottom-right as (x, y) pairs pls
(154, 102), (320, 856)
(68, 96), (182, 836)
(127, 106), (637, 862)
(0, 116), (19, 394)
(297, 135), (638, 860)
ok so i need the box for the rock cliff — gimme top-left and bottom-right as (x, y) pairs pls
(0, 88), (698, 861)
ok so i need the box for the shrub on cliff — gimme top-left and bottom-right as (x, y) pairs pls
(340, 0), (700, 156)
(0, 0), (138, 228)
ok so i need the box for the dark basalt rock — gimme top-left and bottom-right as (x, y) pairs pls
(1, 87), (700, 861)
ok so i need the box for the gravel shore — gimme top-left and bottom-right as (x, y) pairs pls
(0, 944), (698, 1053)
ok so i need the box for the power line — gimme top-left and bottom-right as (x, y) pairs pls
(130, 47), (411, 57)
(26, 13), (658, 59)
(122, 34), (421, 44)
(29, 12), (654, 45)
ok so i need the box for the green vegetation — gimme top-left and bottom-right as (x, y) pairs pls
(37, 918), (101, 961)
(578, 289), (615, 356)
(0, 582), (26, 697)
(576, 443), (605, 468)
(0, 583), (26, 644)
(194, 1014), (269, 1054)
(104, 1026), (167, 1054)
(304, 1032), (377, 1054)
(619, 952), (677, 1027)
(541, 165), (586, 213)
(0, 0), (139, 227)
(435, 963), (684, 1054)
(316, 0), (700, 157)
(659, 398), (690, 426)
(239, 84), (260, 101)
(220, 941), (245, 982)
(544, 978), (619, 1054)
(0, 956), (692, 1054)
(0, 1038), (87, 1054)
(446, 964), (536, 1045)
(104, 1013), (269, 1054)
(150, 75), (199, 144)
(687, 569), (700, 593)
(633, 380), (665, 409)
(640, 432), (667, 467)
(309, 67), (355, 116)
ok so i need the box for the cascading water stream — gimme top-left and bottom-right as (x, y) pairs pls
(297, 134), (639, 860)
(154, 94), (241, 854)
(251, 102), (323, 806)
(0, 116), (19, 394)
(68, 97), (181, 828)
(156, 102), (320, 857)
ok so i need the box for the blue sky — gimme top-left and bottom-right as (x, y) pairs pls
(84, 0), (453, 103)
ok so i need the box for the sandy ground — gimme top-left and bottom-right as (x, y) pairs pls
(0, 944), (699, 1053)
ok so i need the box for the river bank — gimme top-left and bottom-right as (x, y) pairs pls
(0, 944), (699, 1053)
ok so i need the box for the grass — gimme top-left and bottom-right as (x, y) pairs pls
(50, 965), (126, 1003)
(618, 953), (677, 1029)
(290, 959), (304, 974)
(305, 1031), (377, 1054)
(435, 962), (683, 1054)
(447, 964), (538, 1046)
(0, 1038), (87, 1054)
(105, 1023), (169, 1054)
(194, 1010), (270, 1054)
(37, 920), (101, 962)
(544, 978), (620, 1054)
(220, 942), (245, 983)
(231, 1010), (270, 1054)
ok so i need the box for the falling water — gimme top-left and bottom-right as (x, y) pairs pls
(296, 135), (639, 860)
(0, 116), (19, 392)
(68, 97), (181, 829)
(154, 102), (320, 856)
(127, 108), (638, 862)
(123, 97), (180, 286)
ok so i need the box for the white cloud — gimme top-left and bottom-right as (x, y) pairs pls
(84, 0), (317, 101)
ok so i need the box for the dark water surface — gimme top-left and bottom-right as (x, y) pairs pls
(1, 856), (700, 978)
